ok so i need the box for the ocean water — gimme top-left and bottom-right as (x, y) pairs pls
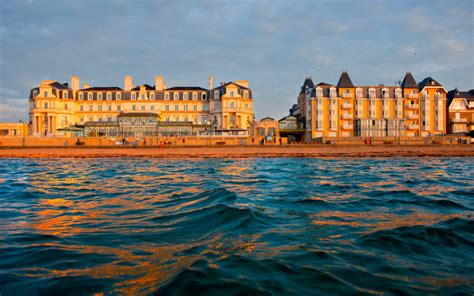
(0, 157), (473, 295)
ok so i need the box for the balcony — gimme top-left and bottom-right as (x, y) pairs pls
(451, 118), (467, 123)
(342, 93), (352, 98)
(341, 124), (353, 130)
(405, 104), (419, 109)
(341, 103), (352, 109)
(407, 93), (419, 99)
(407, 114), (419, 119)
(408, 124), (419, 130)
(341, 113), (353, 119)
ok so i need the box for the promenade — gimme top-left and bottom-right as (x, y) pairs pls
(1, 145), (473, 158)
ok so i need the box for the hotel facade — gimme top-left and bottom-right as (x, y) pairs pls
(294, 72), (448, 141)
(28, 75), (254, 137)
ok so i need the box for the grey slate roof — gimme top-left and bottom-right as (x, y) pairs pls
(401, 72), (418, 88)
(418, 77), (442, 89)
(336, 72), (354, 88)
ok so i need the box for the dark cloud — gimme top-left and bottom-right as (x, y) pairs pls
(0, 0), (472, 121)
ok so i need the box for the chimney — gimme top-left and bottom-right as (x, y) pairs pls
(82, 83), (90, 89)
(209, 75), (213, 89)
(124, 76), (133, 91)
(71, 76), (80, 91)
(155, 76), (163, 90)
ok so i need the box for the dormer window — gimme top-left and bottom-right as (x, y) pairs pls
(131, 93), (136, 100)
(356, 89), (362, 98)
(107, 93), (112, 100)
(88, 93), (93, 100)
(97, 93), (102, 100)
(192, 92), (197, 100)
(316, 88), (323, 97)
(369, 89), (375, 98)
(141, 94), (146, 100)
(165, 93), (169, 100)
(230, 91), (235, 97)
(79, 93), (83, 100)
(330, 88), (336, 98)
(44, 91), (48, 97)
(183, 93), (188, 100)
(150, 93), (155, 100)
(214, 90), (220, 99)
(174, 93), (179, 100)
(202, 93), (207, 100)
(116, 93), (121, 100)
(63, 91), (68, 99)
(243, 91), (249, 99)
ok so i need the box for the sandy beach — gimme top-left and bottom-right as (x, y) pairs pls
(0, 145), (473, 158)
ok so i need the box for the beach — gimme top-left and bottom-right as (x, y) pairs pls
(0, 145), (473, 158)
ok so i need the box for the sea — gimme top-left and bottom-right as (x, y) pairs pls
(0, 157), (473, 295)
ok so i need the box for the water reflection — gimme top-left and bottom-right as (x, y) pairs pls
(0, 157), (473, 295)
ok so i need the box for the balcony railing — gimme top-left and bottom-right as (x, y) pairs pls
(407, 114), (419, 119)
(341, 124), (353, 130)
(408, 124), (419, 129)
(451, 118), (467, 123)
(405, 104), (419, 109)
(341, 103), (352, 109)
(342, 93), (352, 98)
(407, 93), (419, 99)
(341, 113), (353, 119)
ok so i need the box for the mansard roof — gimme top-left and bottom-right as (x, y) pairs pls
(447, 89), (474, 101)
(336, 72), (354, 88)
(418, 77), (442, 89)
(131, 84), (155, 91)
(213, 82), (249, 90)
(166, 86), (209, 91)
(299, 77), (314, 94)
(81, 87), (123, 91)
(401, 72), (418, 88)
(315, 82), (334, 88)
(50, 81), (70, 90)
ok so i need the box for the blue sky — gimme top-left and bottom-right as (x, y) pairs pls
(0, 0), (472, 121)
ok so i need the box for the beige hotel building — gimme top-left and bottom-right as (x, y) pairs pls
(28, 75), (254, 137)
(295, 72), (447, 141)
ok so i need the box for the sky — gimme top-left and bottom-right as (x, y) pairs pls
(0, 0), (473, 122)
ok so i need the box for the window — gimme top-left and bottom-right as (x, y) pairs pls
(107, 116), (112, 122)
(214, 90), (220, 99)
(107, 93), (112, 100)
(80, 104), (83, 111)
(165, 105), (169, 111)
(131, 93), (136, 100)
(194, 117), (198, 123)
(330, 89), (336, 98)
(174, 93), (179, 100)
(183, 93), (188, 100)
(150, 105), (155, 111)
(98, 105), (102, 111)
(202, 93), (207, 100)
(166, 117), (170, 122)
(132, 104), (136, 111)
(175, 116), (179, 122)
(44, 91), (48, 97)
(192, 93), (197, 100)
(107, 105), (111, 111)
(203, 105), (208, 111)
(230, 101), (235, 108)
(98, 117), (103, 122)
(175, 105), (179, 111)
(202, 116), (207, 124)
(88, 93), (93, 100)
(117, 105), (121, 111)
(44, 102), (48, 108)
(98, 93), (102, 100)
(79, 93), (84, 100)
(141, 105), (145, 111)
(150, 93), (155, 100)
(356, 89), (362, 98)
(184, 105), (188, 111)
(88, 116), (93, 122)
(245, 103), (249, 109)
(243, 91), (249, 99)
(63, 91), (68, 99)
(141, 94), (145, 100)
(80, 117), (84, 123)
(89, 105), (93, 111)
(193, 105), (197, 111)
(184, 116), (188, 122)
(230, 91), (235, 97)
(116, 93), (121, 100)
(165, 93), (170, 100)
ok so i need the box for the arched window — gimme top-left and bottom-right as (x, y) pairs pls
(88, 93), (93, 100)
(116, 93), (121, 100)
(192, 92), (197, 100)
(174, 92), (179, 100)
